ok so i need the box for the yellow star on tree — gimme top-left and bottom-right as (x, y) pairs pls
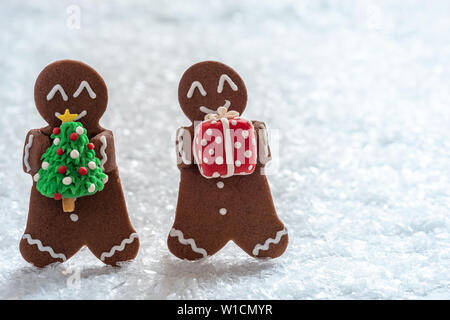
(58, 109), (78, 123)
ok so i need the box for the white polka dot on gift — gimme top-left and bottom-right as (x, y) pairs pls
(216, 156), (224, 165)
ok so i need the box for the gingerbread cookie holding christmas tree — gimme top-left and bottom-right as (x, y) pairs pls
(20, 60), (139, 267)
(168, 61), (288, 260)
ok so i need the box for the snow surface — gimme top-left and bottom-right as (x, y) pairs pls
(0, 0), (449, 299)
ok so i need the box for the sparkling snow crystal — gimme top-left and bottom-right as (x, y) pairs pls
(0, 0), (449, 299)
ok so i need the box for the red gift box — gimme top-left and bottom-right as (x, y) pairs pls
(193, 114), (257, 178)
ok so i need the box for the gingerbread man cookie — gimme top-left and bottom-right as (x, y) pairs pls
(20, 60), (139, 267)
(168, 61), (288, 260)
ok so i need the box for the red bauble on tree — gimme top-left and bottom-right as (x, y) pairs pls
(58, 165), (67, 174)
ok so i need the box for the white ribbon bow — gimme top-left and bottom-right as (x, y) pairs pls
(204, 106), (240, 121)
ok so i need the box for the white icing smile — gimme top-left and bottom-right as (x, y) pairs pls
(54, 110), (87, 121)
(199, 100), (231, 114)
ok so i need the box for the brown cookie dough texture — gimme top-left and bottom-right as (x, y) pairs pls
(20, 60), (139, 267)
(168, 61), (288, 260)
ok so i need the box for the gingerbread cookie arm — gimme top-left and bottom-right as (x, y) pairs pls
(252, 121), (272, 166)
(90, 130), (117, 173)
(176, 126), (194, 169)
(22, 129), (51, 175)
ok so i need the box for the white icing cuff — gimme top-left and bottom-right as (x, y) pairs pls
(22, 234), (67, 262)
(100, 233), (138, 261)
(252, 227), (288, 256)
(99, 135), (108, 169)
(23, 134), (34, 172)
(169, 228), (208, 258)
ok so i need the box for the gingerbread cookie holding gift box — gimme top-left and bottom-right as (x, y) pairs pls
(21, 60), (139, 267)
(168, 61), (288, 260)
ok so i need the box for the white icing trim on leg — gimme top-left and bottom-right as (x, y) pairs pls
(22, 234), (67, 262)
(252, 227), (288, 256)
(99, 135), (108, 169)
(23, 134), (34, 172)
(100, 233), (138, 261)
(169, 228), (208, 258)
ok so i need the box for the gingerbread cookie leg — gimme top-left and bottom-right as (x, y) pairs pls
(20, 187), (83, 268)
(233, 220), (288, 259)
(82, 170), (139, 266)
(168, 170), (231, 260)
(167, 225), (229, 260)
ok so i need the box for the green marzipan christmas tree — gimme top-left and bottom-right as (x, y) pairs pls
(35, 118), (106, 212)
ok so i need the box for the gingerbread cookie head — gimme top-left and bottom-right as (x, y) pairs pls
(34, 60), (108, 132)
(178, 61), (247, 123)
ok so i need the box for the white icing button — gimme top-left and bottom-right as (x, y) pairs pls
(208, 149), (214, 155)
(235, 160), (241, 167)
(103, 175), (109, 184)
(248, 165), (253, 171)
(53, 138), (60, 146)
(244, 150), (252, 158)
(201, 139), (207, 146)
(217, 181), (224, 189)
(88, 183), (95, 193)
(242, 130), (249, 139)
(212, 172), (220, 178)
(206, 129), (212, 135)
(215, 156), (224, 165)
(219, 208), (227, 215)
(33, 173), (40, 182)
(62, 177), (72, 185)
(70, 150), (79, 159)
(76, 127), (84, 135)
(235, 141), (242, 149)
(203, 157), (209, 163)
(231, 120), (237, 126)
(215, 136), (222, 144)
(41, 161), (49, 170)
(88, 161), (96, 170)
(70, 214), (79, 222)
(211, 120), (217, 124)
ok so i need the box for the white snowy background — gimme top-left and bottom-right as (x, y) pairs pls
(0, 0), (449, 299)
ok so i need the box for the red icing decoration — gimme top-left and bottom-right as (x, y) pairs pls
(56, 148), (63, 155)
(54, 193), (62, 200)
(69, 133), (78, 141)
(88, 143), (95, 150)
(193, 117), (257, 178)
(52, 127), (60, 135)
(78, 167), (87, 176)
(57, 165), (67, 174)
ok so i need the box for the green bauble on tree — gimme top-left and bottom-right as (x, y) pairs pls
(35, 109), (107, 212)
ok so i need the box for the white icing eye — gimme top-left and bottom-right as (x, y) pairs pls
(47, 84), (68, 101)
(187, 81), (207, 98)
(217, 74), (238, 93)
(73, 80), (96, 99)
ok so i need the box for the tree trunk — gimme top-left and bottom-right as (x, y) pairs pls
(62, 198), (75, 212)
